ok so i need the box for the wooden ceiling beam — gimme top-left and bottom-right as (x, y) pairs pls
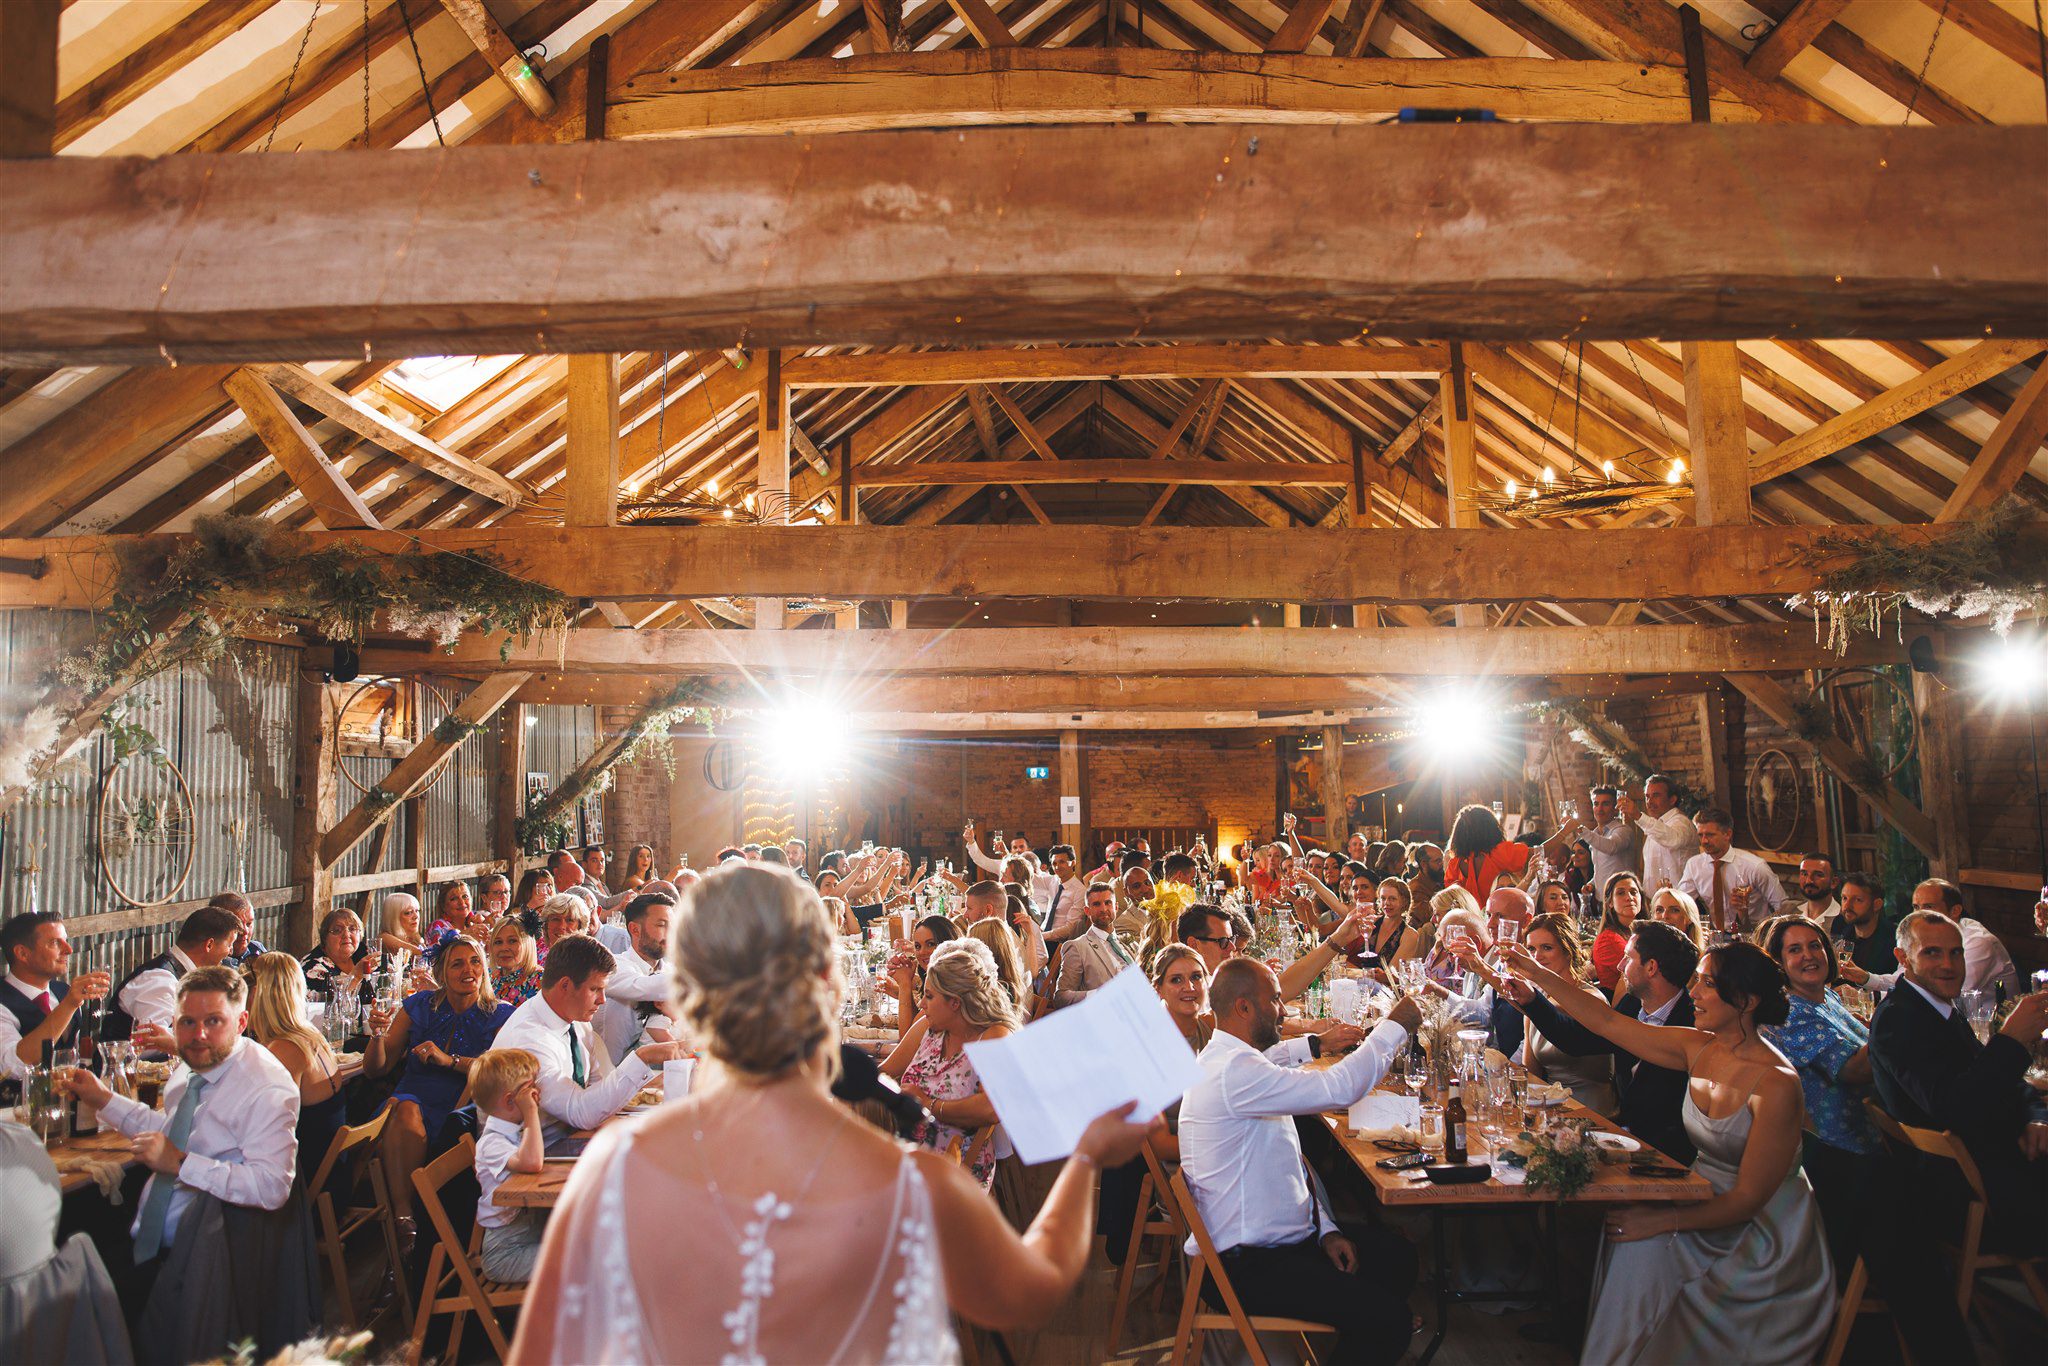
(1267, 0), (1341, 51)
(9, 523), (2037, 611)
(1742, 0), (1850, 79)
(782, 343), (1446, 387)
(8, 125), (2040, 365)
(0, 0), (57, 157)
(1536, 0), (1841, 122)
(361, 621), (1909, 679)
(220, 369), (382, 531)
(606, 52), (1748, 139)
(1938, 362), (2048, 521)
(437, 0), (557, 117)
(849, 457), (1351, 486)
(943, 0), (1019, 46)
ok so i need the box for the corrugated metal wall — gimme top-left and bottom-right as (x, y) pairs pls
(2, 613), (592, 970)
(1, 610), (297, 973)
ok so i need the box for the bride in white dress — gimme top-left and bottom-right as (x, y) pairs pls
(1500, 939), (1833, 1366)
(511, 863), (1151, 1365)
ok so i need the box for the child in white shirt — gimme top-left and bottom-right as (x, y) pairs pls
(471, 1048), (547, 1283)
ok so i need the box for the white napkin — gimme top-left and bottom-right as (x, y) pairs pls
(1489, 1156), (1527, 1185)
(1349, 1092), (1421, 1141)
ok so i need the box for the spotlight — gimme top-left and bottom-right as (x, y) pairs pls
(1416, 691), (1491, 761)
(1976, 634), (2047, 700)
(762, 697), (852, 778)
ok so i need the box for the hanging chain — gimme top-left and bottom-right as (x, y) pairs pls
(360, 0), (372, 147)
(260, 0), (323, 153)
(1902, 0), (1951, 125)
(1566, 341), (1586, 477)
(1623, 342), (1679, 470)
(399, 0), (446, 147)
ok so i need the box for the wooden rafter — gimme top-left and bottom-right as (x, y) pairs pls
(437, 0), (556, 117)
(1937, 362), (2048, 520)
(221, 370), (381, 531)
(782, 343), (1446, 387)
(7, 126), (2043, 367)
(1743, 0), (1851, 79)
(849, 457), (1352, 487)
(0, 0), (58, 157)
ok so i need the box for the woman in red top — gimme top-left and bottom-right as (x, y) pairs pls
(1589, 870), (1643, 996)
(1443, 805), (1534, 901)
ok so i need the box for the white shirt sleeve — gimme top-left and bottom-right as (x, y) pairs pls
(604, 957), (670, 1005)
(1583, 823), (1633, 856)
(98, 1090), (170, 1138)
(1755, 860), (1787, 913)
(1676, 855), (1712, 904)
(1963, 918), (2022, 997)
(537, 1039), (653, 1132)
(176, 1069), (299, 1213)
(1217, 1021), (1410, 1118)
(0, 1013), (29, 1080)
(119, 968), (179, 1033)
(966, 843), (1005, 876)
(1262, 1036), (1316, 1068)
(1637, 811), (1691, 849)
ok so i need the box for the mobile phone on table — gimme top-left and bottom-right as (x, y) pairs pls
(1377, 1151), (1430, 1171)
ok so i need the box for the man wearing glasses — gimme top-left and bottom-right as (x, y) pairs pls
(1177, 905), (1236, 974)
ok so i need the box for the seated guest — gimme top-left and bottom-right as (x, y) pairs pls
(881, 913), (960, 1024)
(538, 893), (591, 963)
(882, 940), (1017, 1186)
(362, 935), (511, 1232)
(1677, 807), (1785, 937)
(961, 879), (1045, 976)
(579, 847), (612, 899)
(470, 1048), (549, 1284)
(1179, 959), (1422, 1365)
(493, 934), (681, 1147)
(1176, 904), (1236, 975)
(1649, 886), (1706, 950)
(424, 880), (484, 944)
(1484, 884), (1534, 946)
(1421, 899), (1489, 992)
(299, 907), (379, 1008)
(213, 892), (266, 968)
(243, 953), (359, 1191)
(109, 906), (239, 1042)
(487, 913), (544, 1008)
(1512, 920), (1698, 1163)
(595, 894), (675, 1064)
(1054, 883), (1134, 1007)
(65, 965), (298, 1272)
(377, 893), (426, 961)
(1500, 940), (1833, 1364)
(1513, 912), (1617, 1114)
(477, 872), (514, 923)
(1154, 944), (1215, 1056)
(1406, 841), (1446, 909)
(1531, 878), (1576, 920)
(1360, 876), (1421, 966)
(513, 868), (556, 920)
(1795, 852), (1841, 923)
(1, 912), (110, 1089)
(1753, 914), (1972, 1362)
(618, 844), (658, 893)
(964, 917), (1030, 1009)
(1590, 871), (1644, 995)
(1869, 910), (2048, 1254)
(1824, 872), (1900, 985)
(0, 1116), (132, 1363)
(546, 849), (584, 892)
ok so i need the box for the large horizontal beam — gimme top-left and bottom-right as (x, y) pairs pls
(850, 458), (1350, 487)
(4, 125), (2041, 365)
(782, 344), (1446, 388)
(497, 672), (1416, 711)
(607, 52), (1760, 140)
(5, 523), (2040, 610)
(363, 623), (1907, 679)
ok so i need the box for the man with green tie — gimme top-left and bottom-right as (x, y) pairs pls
(493, 935), (682, 1149)
(1052, 882), (1131, 1008)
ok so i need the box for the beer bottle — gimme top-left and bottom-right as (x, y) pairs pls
(1444, 1079), (1468, 1165)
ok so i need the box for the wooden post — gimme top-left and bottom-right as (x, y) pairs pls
(1059, 728), (1086, 853)
(1913, 671), (1972, 881)
(406, 795), (428, 903)
(889, 599), (909, 629)
(289, 673), (338, 953)
(498, 703), (531, 874)
(1348, 429), (1372, 528)
(0, 0), (59, 158)
(1696, 683), (1737, 814)
(564, 353), (621, 527)
(1441, 344), (1484, 628)
(757, 349), (789, 629)
(1321, 723), (1348, 848)
(1682, 342), (1753, 525)
(1283, 604), (1303, 628)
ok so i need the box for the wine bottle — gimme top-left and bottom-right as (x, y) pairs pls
(1444, 1079), (1468, 1165)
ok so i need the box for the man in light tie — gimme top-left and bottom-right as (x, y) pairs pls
(494, 935), (682, 1146)
(1052, 883), (1130, 1007)
(65, 965), (299, 1280)
(1677, 806), (1784, 936)
(1580, 785), (1642, 891)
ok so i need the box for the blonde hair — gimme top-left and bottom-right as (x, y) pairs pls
(1650, 887), (1706, 948)
(243, 953), (332, 1071)
(488, 917), (538, 975)
(380, 893), (420, 937)
(429, 935), (496, 1011)
(668, 863), (840, 1078)
(1148, 942), (1204, 988)
(1429, 884), (1484, 922)
(471, 1048), (539, 1111)
(964, 918), (1029, 1005)
(924, 939), (1020, 1034)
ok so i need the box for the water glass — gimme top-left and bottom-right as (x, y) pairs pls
(1418, 1104), (1445, 1154)
(1961, 988), (1997, 1045)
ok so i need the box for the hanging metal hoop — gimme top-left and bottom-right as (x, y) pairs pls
(1743, 747), (1805, 854)
(1816, 666), (1920, 780)
(332, 676), (457, 796)
(96, 755), (197, 907)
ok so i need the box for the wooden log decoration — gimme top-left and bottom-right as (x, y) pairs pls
(1, 124), (2042, 364)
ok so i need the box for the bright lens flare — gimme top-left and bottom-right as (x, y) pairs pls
(1417, 693), (1491, 760)
(762, 698), (851, 777)
(1978, 635), (2048, 700)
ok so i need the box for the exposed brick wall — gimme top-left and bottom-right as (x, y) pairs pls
(1085, 731), (1274, 850)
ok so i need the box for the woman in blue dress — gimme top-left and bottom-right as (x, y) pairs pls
(362, 935), (512, 1240)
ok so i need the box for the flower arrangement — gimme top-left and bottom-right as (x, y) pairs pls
(1496, 1118), (1598, 1198)
(1137, 880), (1199, 952)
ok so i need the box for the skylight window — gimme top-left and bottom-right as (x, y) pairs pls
(382, 355), (517, 412)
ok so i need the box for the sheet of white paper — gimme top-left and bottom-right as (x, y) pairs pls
(965, 967), (1202, 1165)
(1348, 1091), (1420, 1134)
(1059, 795), (1082, 824)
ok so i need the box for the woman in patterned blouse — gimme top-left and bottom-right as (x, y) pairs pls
(487, 914), (543, 1008)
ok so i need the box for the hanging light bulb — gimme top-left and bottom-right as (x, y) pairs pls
(1666, 458), (1686, 485)
(1601, 460), (1615, 480)
(708, 477), (720, 495)
(1541, 466), (1556, 485)
(1505, 479), (1518, 500)
(722, 507), (734, 519)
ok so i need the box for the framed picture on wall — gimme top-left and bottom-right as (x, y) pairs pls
(523, 773), (552, 856)
(580, 793), (605, 849)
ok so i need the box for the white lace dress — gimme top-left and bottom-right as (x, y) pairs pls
(526, 1118), (960, 1365)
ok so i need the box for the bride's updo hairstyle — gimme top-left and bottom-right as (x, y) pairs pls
(1703, 941), (1791, 1027)
(668, 862), (841, 1078)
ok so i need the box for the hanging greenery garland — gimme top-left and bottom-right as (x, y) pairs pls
(1786, 496), (2047, 654)
(1532, 700), (1705, 815)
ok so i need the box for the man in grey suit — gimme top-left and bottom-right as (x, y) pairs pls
(1053, 882), (1132, 1008)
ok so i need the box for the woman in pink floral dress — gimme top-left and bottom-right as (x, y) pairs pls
(881, 939), (1018, 1187)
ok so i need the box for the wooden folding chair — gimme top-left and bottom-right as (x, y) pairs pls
(942, 1124), (997, 1172)
(406, 1137), (528, 1366)
(1866, 1100), (2048, 1334)
(1161, 1170), (1339, 1366)
(1821, 1254), (1909, 1366)
(1028, 945), (1063, 1021)
(1107, 1137), (1185, 1355)
(306, 1108), (411, 1330)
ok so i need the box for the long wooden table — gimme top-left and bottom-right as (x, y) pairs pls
(47, 1129), (140, 1196)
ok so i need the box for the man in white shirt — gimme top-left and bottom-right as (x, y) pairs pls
(64, 965), (299, 1266)
(1052, 883), (1130, 1007)
(1677, 806), (1785, 936)
(111, 905), (238, 1042)
(1041, 844), (1091, 941)
(1851, 877), (2021, 1000)
(596, 893), (677, 1063)
(1580, 785), (1642, 892)
(493, 935), (681, 1147)
(1, 911), (111, 1086)
(1795, 852), (1841, 922)
(1620, 775), (1698, 895)
(1179, 958), (1422, 1365)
